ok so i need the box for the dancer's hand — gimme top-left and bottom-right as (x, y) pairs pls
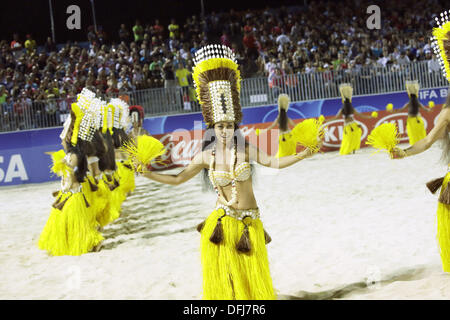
(390, 147), (407, 159)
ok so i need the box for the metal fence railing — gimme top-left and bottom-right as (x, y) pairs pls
(0, 60), (447, 133)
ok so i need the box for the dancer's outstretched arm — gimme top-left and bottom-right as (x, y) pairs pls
(259, 117), (278, 134)
(248, 143), (320, 169)
(323, 109), (342, 124)
(392, 107), (450, 158)
(419, 103), (432, 113)
(140, 151), (207, 185)
(354, 109), (373, 119)
(288, 117), (296, 129)
(390, 102), (408, 113)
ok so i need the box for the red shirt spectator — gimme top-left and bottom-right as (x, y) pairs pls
(243, 32), (257, 49)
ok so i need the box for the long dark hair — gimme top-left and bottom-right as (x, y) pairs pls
(342, 98), (354, 116)
(65, 144), (88, 183)
(112, 128), (131, 149)
(201, 123), (254, 192)
(99, 132), (117, 171)
(408, 94), (420, 115)
(278, 108), (288, 132)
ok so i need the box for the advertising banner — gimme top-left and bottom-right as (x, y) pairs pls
(0, 87), (447, 186)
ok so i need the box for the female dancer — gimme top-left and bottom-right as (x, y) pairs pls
(39, 91), (104, 256)
(131, 45), (321, 299)
(388, 80), (432, 145)
(391, 96), (450, 271)
(129, 105), (150, 140)
(391, 18), (450, 271)
(324, 83), (373, 155)
(258, 93), (298, 157)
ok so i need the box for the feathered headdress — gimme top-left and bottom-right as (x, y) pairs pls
(339, 83), (353, 102)
(109, 97), (130, 130)
(405, 80), (420, 97)
(278, 94), (290, 111)
(192, 44), (242, 126)
(431, 10), (450, 81)
(60, 88), (100, 146)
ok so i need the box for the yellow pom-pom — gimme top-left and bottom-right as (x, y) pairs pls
(291, 118), (325, 152)
(121, 135), (166, 173)
(371, 111), (378, 118)
(386, 103), (393, 111)
(255, 128), (260, 136)
(49, 149), (72, 176)
(365, 123), (400, 156)
(428, 101), (435, 108)
(318, 115), (325, 123)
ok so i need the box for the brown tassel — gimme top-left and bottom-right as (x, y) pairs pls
(52, 195), (62, 208)
(236, 225), (251, 253)
(82, 193), (90, 208)
(426, 177), (445, 194)
(439, 181), (450, 205)
(88, 179), (98, 192)
(264, 229), (272, 244)
(209, 217), (224, 244)
(52, 190), (59, 197)
(54, 196), (70, 210)
(105, 181), (115, 191)
(196, 220), (206, 233)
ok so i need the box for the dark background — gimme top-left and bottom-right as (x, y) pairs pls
(0, 0), (303, 44)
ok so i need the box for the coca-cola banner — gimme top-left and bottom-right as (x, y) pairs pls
(0, 86), (447, 185)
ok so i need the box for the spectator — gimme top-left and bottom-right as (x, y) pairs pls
(427, 53), (440, 73)
(168, 18), (180, 39)
(397, 51), (411, 65)
(118, 24), (130, 43)
(133, 20), (144, 43)
(24, 34), (36, 54)
(175, 63), (191, 110)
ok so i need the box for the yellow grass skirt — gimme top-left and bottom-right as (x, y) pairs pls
(340, 122), (362, 155)
(108, 171), (123, 222)
(406, 115), (426, 145)
(81, 176), (101, 229)
(96, 178), (114, 227)
(437, 172), (450, 272)
(275, 132), (296, 158)
(117, 160), (136, 196)
(199, 208), (276, 300)
(38, 191), (104, 256)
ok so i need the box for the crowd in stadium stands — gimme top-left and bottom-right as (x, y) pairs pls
(0, 0), (445, 130)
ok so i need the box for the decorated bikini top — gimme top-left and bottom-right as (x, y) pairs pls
(211, 161), (251, 187)
(208, 144), (251, 206)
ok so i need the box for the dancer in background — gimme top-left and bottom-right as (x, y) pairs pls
(39, 90), (104, 256)
(390, 17), (450, 272)
(387, 80), (432, 145)
(324, 83), (375, 155)
(257, 94), (298, 157)
(129, 44), (322, 300)
(129, 105), (149, 139)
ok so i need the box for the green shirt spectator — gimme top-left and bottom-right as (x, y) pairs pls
(133, 20), (144, 42)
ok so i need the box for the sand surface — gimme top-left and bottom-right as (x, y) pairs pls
(1, 143), (449, 299)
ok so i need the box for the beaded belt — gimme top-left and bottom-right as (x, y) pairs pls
(215, 204), (260, 220)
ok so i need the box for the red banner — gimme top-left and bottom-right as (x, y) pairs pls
(151, 105), (443, 170)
